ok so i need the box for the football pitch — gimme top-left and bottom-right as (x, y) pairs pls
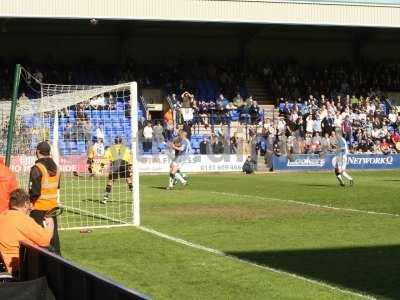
(60, 171), (400, 299)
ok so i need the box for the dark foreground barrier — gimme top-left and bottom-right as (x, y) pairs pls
(19, 241), (151, 300)
(272, 153), (400, 171)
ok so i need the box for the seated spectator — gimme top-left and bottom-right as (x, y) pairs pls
(232, 93), (244, 108)
(320, 133), (331, 153)
(63, 121), (76, 141)
(0, 189), (54, 274)
(0, 158), (18, 213)
(380, 138), (391, 154)
(388, 108), (398, 127)
(249, 101), (260, 124)
(311, 132), (322, 153)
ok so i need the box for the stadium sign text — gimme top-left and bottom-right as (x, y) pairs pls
(273, 154), (400, 170)
(347, 156), (394, 165)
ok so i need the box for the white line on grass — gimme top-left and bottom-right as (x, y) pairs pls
(139, 226), (375, 300)
(211, 191), (400, 218)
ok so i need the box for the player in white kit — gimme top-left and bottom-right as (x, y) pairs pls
(335, 131), (354, 186)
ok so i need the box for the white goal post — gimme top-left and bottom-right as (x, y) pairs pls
(1, 74), (140, 230)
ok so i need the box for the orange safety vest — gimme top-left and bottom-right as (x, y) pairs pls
(34, 162), (60, 211)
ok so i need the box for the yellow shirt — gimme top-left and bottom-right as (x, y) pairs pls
(104, 145), (132, 164)
(87, 145), (96, 159)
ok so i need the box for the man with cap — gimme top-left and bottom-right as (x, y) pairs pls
(29, 141), (61, 254)
(102, 137), (133, 204)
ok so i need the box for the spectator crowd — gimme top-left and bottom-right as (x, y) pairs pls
(260, 93), (400, 155)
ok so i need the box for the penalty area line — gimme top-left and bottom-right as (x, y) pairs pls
(139, 226), (374, 300)
(211, 191), (400, 218)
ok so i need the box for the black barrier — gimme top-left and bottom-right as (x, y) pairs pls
(0, 277), (55, 300)
(19, 241), (151, 300)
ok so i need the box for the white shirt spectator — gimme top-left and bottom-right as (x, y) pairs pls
(359, 111), (367, 123)
(388, 111), (398, 124)
(96, 127), (104, 140)
(306, 116), (313, 133)
(143, 125), (153, 140)
(313, 118), (322, 133)
(91, 95), (106, 107)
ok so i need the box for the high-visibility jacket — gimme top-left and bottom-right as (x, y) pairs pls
(33, 162), (60, 211)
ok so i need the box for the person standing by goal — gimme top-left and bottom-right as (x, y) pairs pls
(102, 137), (133, 204)
(29, 141), (61, 254)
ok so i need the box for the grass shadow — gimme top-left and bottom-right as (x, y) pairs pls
(301, 184), (332, 187)
(228, 245), (400, 299)
(151, 186), (168, 190)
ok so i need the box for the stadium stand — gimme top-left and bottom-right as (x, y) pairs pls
(0, 58), (399, 156)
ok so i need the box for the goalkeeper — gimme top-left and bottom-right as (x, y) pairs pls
(102, 137), (133, 204)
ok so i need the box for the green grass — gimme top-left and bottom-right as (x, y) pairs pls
(60, 171), (400, 299)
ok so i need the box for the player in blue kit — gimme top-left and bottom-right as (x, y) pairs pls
(167, 130), (191, 190)
(335, 130), (354, 187)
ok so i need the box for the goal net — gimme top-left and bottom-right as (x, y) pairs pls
(0, 70), (140, 230)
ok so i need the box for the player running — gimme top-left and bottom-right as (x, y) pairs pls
(102, 137), (133, 204)
(167, 130), (191, 190)
(335, 130), (354, 187)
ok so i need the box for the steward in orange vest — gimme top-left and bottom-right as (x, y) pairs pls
(29, 141), (61, 254)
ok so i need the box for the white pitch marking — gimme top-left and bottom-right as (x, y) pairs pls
(211, 191), (400, 218)
(139, 226), (375, 300)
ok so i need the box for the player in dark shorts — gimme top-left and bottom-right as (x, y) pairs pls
(102, 137), (133, 204)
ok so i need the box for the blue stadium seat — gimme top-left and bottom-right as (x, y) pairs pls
(231, 110), (240, 121)
(101, 110), (110, 119)
(92, 111), (100, 121)
(77, 141), (86, 153)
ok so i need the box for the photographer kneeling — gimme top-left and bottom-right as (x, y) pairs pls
(242, 156), (256, 174)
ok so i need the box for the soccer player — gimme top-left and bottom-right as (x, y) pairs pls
(102, 137), (133, 204)
(335, 130), (354, 187)
(87, 138), (96, 176)
(87, 137), (105, 176)
(167, 130), (191, 190)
